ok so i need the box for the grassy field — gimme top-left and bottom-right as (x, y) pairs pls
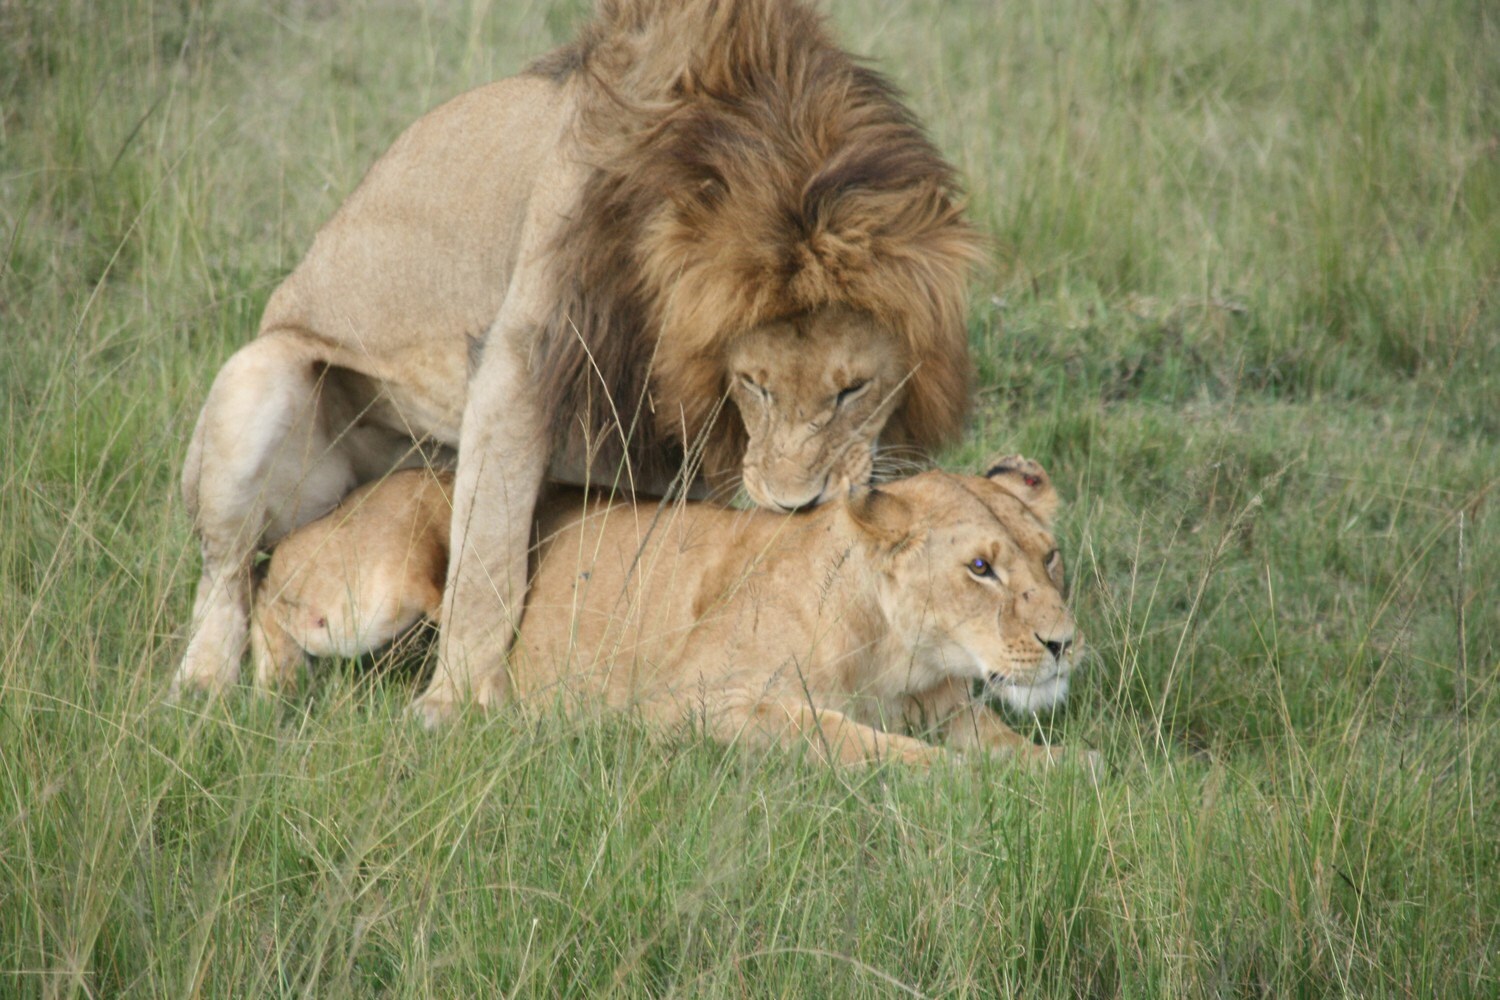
(2, 0), (1497, 995)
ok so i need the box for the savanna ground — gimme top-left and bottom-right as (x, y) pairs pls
(2, 0), (1496, 995)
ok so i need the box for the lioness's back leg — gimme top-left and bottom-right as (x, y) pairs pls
(174, 331), (359, 695)
(251, 598), (306, 691)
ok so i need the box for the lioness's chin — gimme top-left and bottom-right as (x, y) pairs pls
(992, 675), (1070, 714)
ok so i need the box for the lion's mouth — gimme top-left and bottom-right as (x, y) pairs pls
(763, 471), (833, 513)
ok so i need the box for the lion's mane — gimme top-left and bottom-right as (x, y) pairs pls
(530, 0), (982, 483)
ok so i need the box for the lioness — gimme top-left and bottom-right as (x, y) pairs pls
(253, 458), (1095, 771)
(177, 0), (981, 724)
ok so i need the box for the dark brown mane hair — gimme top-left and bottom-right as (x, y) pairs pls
(529, 0), (982, 486)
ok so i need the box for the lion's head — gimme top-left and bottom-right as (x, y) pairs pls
(723, 308), (904, 510)
(533, 0), (982, 507)
(847, 455), (1081, 713)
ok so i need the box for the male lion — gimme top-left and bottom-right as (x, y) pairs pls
(252, 457), (1097, 773)
(176, 0), (981, 723)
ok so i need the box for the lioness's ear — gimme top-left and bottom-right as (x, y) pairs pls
(846, 486), (914, 550)
(983, 454), (1059, 527)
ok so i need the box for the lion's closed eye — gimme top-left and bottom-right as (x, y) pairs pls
(835, 380), (870, 407)
(737, 373), (771, 403)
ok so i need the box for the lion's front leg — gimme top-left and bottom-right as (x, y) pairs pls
(413, 334), (549, 726)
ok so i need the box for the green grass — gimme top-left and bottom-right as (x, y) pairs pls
(2, 0), (1496, 995)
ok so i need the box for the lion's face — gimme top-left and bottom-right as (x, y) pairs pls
(726, 308), (905, 511)
(852, 457), (1081, 713)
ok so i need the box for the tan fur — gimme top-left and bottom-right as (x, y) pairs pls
(251, 470), (453, 689)
(175, 0), (981, 724)
(256, 458), (1098, 775)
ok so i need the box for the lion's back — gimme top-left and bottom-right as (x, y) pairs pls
(258, 73), (573, 405)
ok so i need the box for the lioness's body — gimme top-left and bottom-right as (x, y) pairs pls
(254, 460), (1093, 770)
(178, 1), (980, 723)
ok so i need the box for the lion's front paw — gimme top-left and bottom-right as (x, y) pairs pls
(474, 672), (509, 710)
(168, 660), (240, 701)
(409, 668), (510, 729)
(408, 691), (463, 730)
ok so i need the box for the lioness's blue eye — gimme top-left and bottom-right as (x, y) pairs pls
(968, 557), (992, 577)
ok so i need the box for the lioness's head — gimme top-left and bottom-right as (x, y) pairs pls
(726, 307), (905, 511)
(848, 455), (1081, 713)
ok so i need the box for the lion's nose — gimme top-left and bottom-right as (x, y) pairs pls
(1038, 634), (1074, 659)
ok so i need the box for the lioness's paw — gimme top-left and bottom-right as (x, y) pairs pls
(1044, 746), (1104, 785)
(891, 743), (950, 768)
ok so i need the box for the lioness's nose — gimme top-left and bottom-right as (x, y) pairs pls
(1038, 634), (1074, 659)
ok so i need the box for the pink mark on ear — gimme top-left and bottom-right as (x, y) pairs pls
(1023, 474), (1041, 487)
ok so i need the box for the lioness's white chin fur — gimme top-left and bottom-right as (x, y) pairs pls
(996, 674), (1070, 714)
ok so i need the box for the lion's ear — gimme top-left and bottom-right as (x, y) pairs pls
(983, 454), (1059, 527)
(846, 486), (914, 550)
